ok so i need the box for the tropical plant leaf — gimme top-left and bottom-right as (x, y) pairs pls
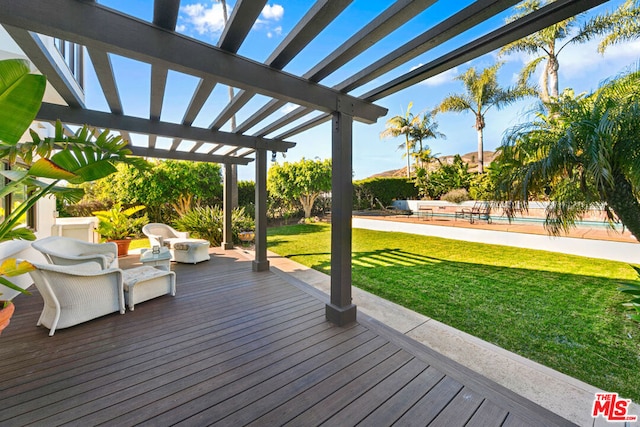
(1, 227), (37, 242)
(0, 259), (34, 295)
(28, 158), (79, 181)
(0, 275), (31, 295)
(0, 258), (35, 277)
(0, 59), (46, 145)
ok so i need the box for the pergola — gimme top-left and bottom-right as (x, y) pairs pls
(0, 0), (608, 325)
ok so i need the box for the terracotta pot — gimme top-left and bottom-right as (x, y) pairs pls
(112, 239), (132, 257)
(238, 231), (255, 242)
(0, 301), (15, 335)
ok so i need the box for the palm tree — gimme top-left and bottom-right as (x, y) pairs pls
(581, 0), (640, 53)
(500, 0), (639, 103)
(410, 112), (446, 170)
(494, 68), (640, 240)
(380, 102), (417, 178)
(435, 63), (531, 173)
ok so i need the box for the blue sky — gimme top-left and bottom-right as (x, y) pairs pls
(92, 0), (639, 182)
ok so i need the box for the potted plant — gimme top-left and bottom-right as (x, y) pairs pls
(0, 259), (35, 335)
(93, 203), (148, 256)
(0, 58), (149, 333)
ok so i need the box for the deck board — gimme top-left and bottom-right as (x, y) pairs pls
(0, 248), (577, 426)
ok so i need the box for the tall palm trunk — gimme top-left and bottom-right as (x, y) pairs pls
(475, 113), (485, 174)
(405, 135), (411, 178)
(548, 54), (560, 100)
(604, 172), (640, 240)
(476, 129), (484, 174)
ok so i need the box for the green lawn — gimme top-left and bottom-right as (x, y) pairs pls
(267, 222), (640, 402)
(128, 238), (150, 251)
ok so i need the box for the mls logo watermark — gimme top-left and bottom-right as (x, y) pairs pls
(592, 393), (638, 422)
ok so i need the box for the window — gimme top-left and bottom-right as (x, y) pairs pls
(53, 38), (84, 89)
(1, 162), (37, 231)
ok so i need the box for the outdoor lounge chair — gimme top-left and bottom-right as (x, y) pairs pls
(142, 223), (210, 264)
(27, 261), (125, 336)
(32, 236), (119, 269)
(455, 201), (492, 224)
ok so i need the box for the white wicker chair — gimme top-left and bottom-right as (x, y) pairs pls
(32, 236), (118, 269)
(142, 223), (210, 264)
(26, 261), (125, 336)
(142, 223), (189, 248)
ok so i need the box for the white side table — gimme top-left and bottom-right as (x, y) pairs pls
(139, 247), (171, 271)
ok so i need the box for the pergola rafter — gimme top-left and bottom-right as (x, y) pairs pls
(266, 0), (609, 140)
(36, 103), (295, 154)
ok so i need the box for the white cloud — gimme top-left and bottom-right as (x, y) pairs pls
(409, 66), (459, 86)
(559, 38), (640, 80)
(262, 4), (284, 21)
(181, 3), (226, 36)
(267, 26), (283, 39)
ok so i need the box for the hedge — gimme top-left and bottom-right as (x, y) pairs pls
(353, 177), (418, 210)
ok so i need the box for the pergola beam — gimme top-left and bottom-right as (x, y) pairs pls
(245, 0), (520, 138)
(0, 0), (386, 123)
(218, 0), (267, 52)
(235, 0), (439, 136)
(275, 0), (610, 139)
(148, 1), (180, 123)
(128, 146), (251, 165)
(210, 0), (353, 130)
(337, 0), (520, 93)
(36, 103), (295, 153)
(3, 25), (84, 109)
(153, 0), (180, 31)
(86, 47), (123, 114)
(304, 0), (439, 83)
(365, 0), (609, 100)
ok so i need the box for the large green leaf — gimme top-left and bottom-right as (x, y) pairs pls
(28, 158), (79, 181)
(0, 259), (34, 295)
(0, 59), (46, 144)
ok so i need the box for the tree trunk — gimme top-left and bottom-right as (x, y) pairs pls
(604, 172), (640, 242)
(405, 135), (411, 178)
(476, 130), (484, 174)
(300, 193), (318, 218)
(541, 60), (551, 104)
(475, 114), (485, 174)
(548, 54), (560, 100)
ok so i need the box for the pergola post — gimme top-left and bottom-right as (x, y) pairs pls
(253, 148), (270, 272)
(326, 110), (356, 326)
(221, 163), (234, 250)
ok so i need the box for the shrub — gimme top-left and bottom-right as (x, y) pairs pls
(441, 188), (470, 204)
(238, 180), (255, 217)
(60, 199), (109, 217)
(421, 155), (473, 199)
(353, 177), (418, 210)
(173, 205), (255, 245)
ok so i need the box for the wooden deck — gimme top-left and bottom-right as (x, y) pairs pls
(0, 248), (576, 426)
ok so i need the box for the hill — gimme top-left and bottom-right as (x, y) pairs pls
(368, 151), (497, 178)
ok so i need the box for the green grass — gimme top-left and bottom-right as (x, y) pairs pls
(267, 222), (640, 402)
(128, 238), (150, 251)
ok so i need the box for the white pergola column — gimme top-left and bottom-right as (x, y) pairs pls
(253, 148), (270, 272)
(326, 110), (356, 325)
(221, 163), (234, 250)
